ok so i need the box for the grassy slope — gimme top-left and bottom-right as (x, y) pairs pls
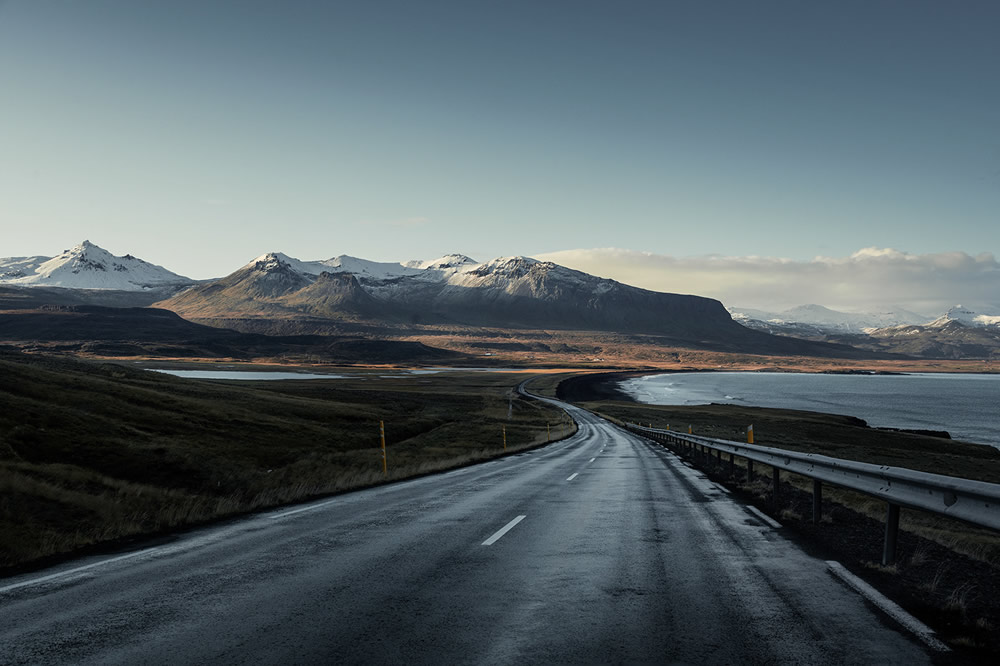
(0, 352), (571, 570)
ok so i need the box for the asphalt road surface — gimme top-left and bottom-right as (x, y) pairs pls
(0, 396), (935, 664)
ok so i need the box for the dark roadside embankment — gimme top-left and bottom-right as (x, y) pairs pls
(559, 372), (1000, 658)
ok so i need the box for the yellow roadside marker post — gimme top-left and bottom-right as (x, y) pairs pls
(747, 424), (754, 444)
(380, 420), (387, 476)
(688, 424), (692, 434)
(503, 425), (507, 451)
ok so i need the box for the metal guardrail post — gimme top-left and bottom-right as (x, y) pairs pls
(747, 459), (754, 483)
(812, 479), (822, 524)
(772, 466), (780, 504)
(729, 452), (735, 478)
(883, 503), (901, 566)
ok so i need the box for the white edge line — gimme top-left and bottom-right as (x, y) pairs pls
(826, 561), (950, 652)
(746, 506), (782, 529)
(268, 497), (342, 521)
(589, 457), (596, 462)
(0, 548), (159, 595)
(566, 473), (579, 481)
(482, 515), (526, 546)
(713, 483), (730, 494)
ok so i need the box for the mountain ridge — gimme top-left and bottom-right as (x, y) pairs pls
(150, 250), (877, 358)
(158, 251), (737, 333)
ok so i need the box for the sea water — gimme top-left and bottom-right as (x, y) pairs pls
(619, 372), (1000, 449)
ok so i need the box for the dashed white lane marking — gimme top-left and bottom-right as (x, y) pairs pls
(566, 473), (578, 481)
(482, 515), (527, 546)
(589, 457), (596, 463)
(826, 561), (950, 652)
(747, 506), (782, 529)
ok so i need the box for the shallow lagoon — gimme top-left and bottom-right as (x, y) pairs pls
(149, 366), (538, 381)
(152, 369), (350, 380)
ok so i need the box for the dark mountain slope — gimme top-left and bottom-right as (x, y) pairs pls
(0, 306), (458, 362)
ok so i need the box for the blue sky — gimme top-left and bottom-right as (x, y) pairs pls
(1, 0), (998, 292)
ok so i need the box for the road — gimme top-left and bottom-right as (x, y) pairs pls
(0, 396), (935, 664)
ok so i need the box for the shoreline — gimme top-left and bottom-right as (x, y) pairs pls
(568, 369), (999, 449)
(554, 370), (648, 402)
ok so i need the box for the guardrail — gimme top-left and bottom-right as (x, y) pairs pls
(625, 423), (1000, 565)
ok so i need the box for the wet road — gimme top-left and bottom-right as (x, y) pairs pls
(0, 398), (933, 664)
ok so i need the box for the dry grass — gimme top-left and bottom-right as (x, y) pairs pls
(779, 507), (803, 522)
(862, 561), (899, 575)
(0, 352), (571, 570)
(909, 544), (932, 567)
(946, 582), (976, 617)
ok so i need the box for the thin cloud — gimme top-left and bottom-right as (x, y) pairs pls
(534, 247), (1000, 315)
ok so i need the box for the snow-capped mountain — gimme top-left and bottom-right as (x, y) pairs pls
(926, 305), (1000, 329)
(0, 241), (193, 291)
(157, 250), (827, 353)
(729, 304), (929, 334)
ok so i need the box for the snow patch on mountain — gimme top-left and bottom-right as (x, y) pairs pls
(404, 254), (478, 271)
(319, 255), (426, 280)
(0, 241), (192, 290)
(0, 255), (49, 281)
(248, 252), (483, 283)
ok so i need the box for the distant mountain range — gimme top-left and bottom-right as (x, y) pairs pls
(730, 303), (1000, 333)
(730, 304), (1000, 358)
(7, 240), (998, 360)
(728, 304), (931, 334)
(0, 241), (868, 358)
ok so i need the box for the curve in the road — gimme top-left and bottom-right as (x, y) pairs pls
(0, 391), (937, 664)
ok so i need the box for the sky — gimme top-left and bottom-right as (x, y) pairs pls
(1, 1), (998, 311)
(536, 247), (1000, 315)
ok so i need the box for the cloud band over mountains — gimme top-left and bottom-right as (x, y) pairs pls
(534, 248), (1000, 315)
